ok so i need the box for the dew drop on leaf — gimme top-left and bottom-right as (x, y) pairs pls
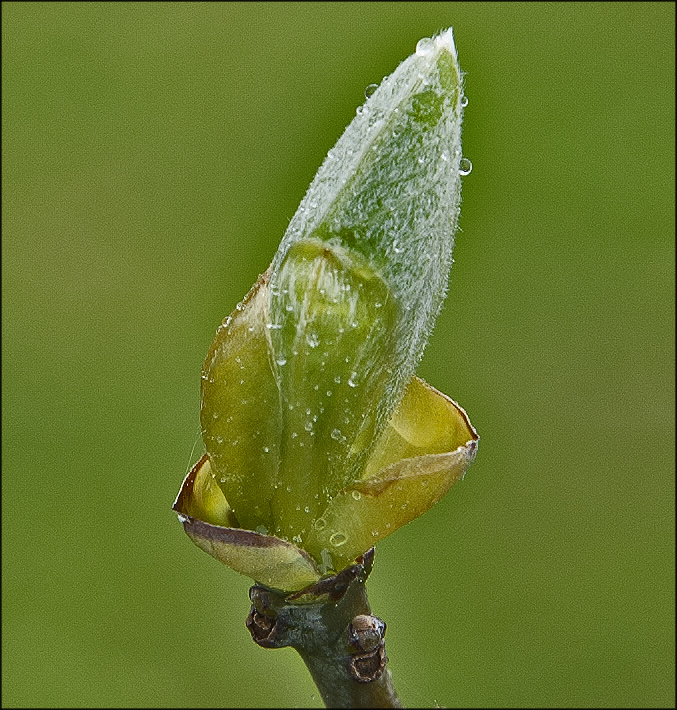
(329, 532), (347, 547)
(459, 157), (473, 176)
(415, 37), (435, 56)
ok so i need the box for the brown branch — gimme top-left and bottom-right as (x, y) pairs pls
(246, 549), (402, 708)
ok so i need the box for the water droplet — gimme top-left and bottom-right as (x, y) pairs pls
(334, 375), (341, 384)
(461, 95), (469, 107)
(330, 532), (347, 547)
(372, 530), (379, 537)
(219, 476), (227, 483)
(306, 332), (320, 348)
(292, 535), (302, 544)
(286, 485), (292, 493)
(459, 157), (473, 176)
(276, 357), (287, 366)
(266, 322), (283, 330)
(415, 37), (435, 57)
(364, 83), (378, 98)
(263, 446), (270, 453)
(304, 421), (313, 432)
(326, 390), (333, 397)
(304, 506), (310, 514)
(351, 490), (362, 501)
(418, 71), (432, 86)
(441, 150), (450, 162)
(215, 435), (223, 444)
(331, 428), (342, 441)
(212, 412), (220, 420)
(348, 372), (359, 387)
(392, 239), (403, 254)
(314, 518), (326, 531)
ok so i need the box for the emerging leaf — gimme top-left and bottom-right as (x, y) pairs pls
(176, 29), (478, 592)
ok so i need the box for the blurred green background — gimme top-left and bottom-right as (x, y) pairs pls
(2, 2), (674, 708)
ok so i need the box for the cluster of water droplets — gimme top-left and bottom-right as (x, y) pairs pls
(411, 35), (471, 177)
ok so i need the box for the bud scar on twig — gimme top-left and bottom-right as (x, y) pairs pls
(346, 614), (388, 683)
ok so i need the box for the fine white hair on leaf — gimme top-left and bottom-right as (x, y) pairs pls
(270, 27), (466, 461)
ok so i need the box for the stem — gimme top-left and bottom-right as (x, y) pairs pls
(246, 549), (402, 708)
